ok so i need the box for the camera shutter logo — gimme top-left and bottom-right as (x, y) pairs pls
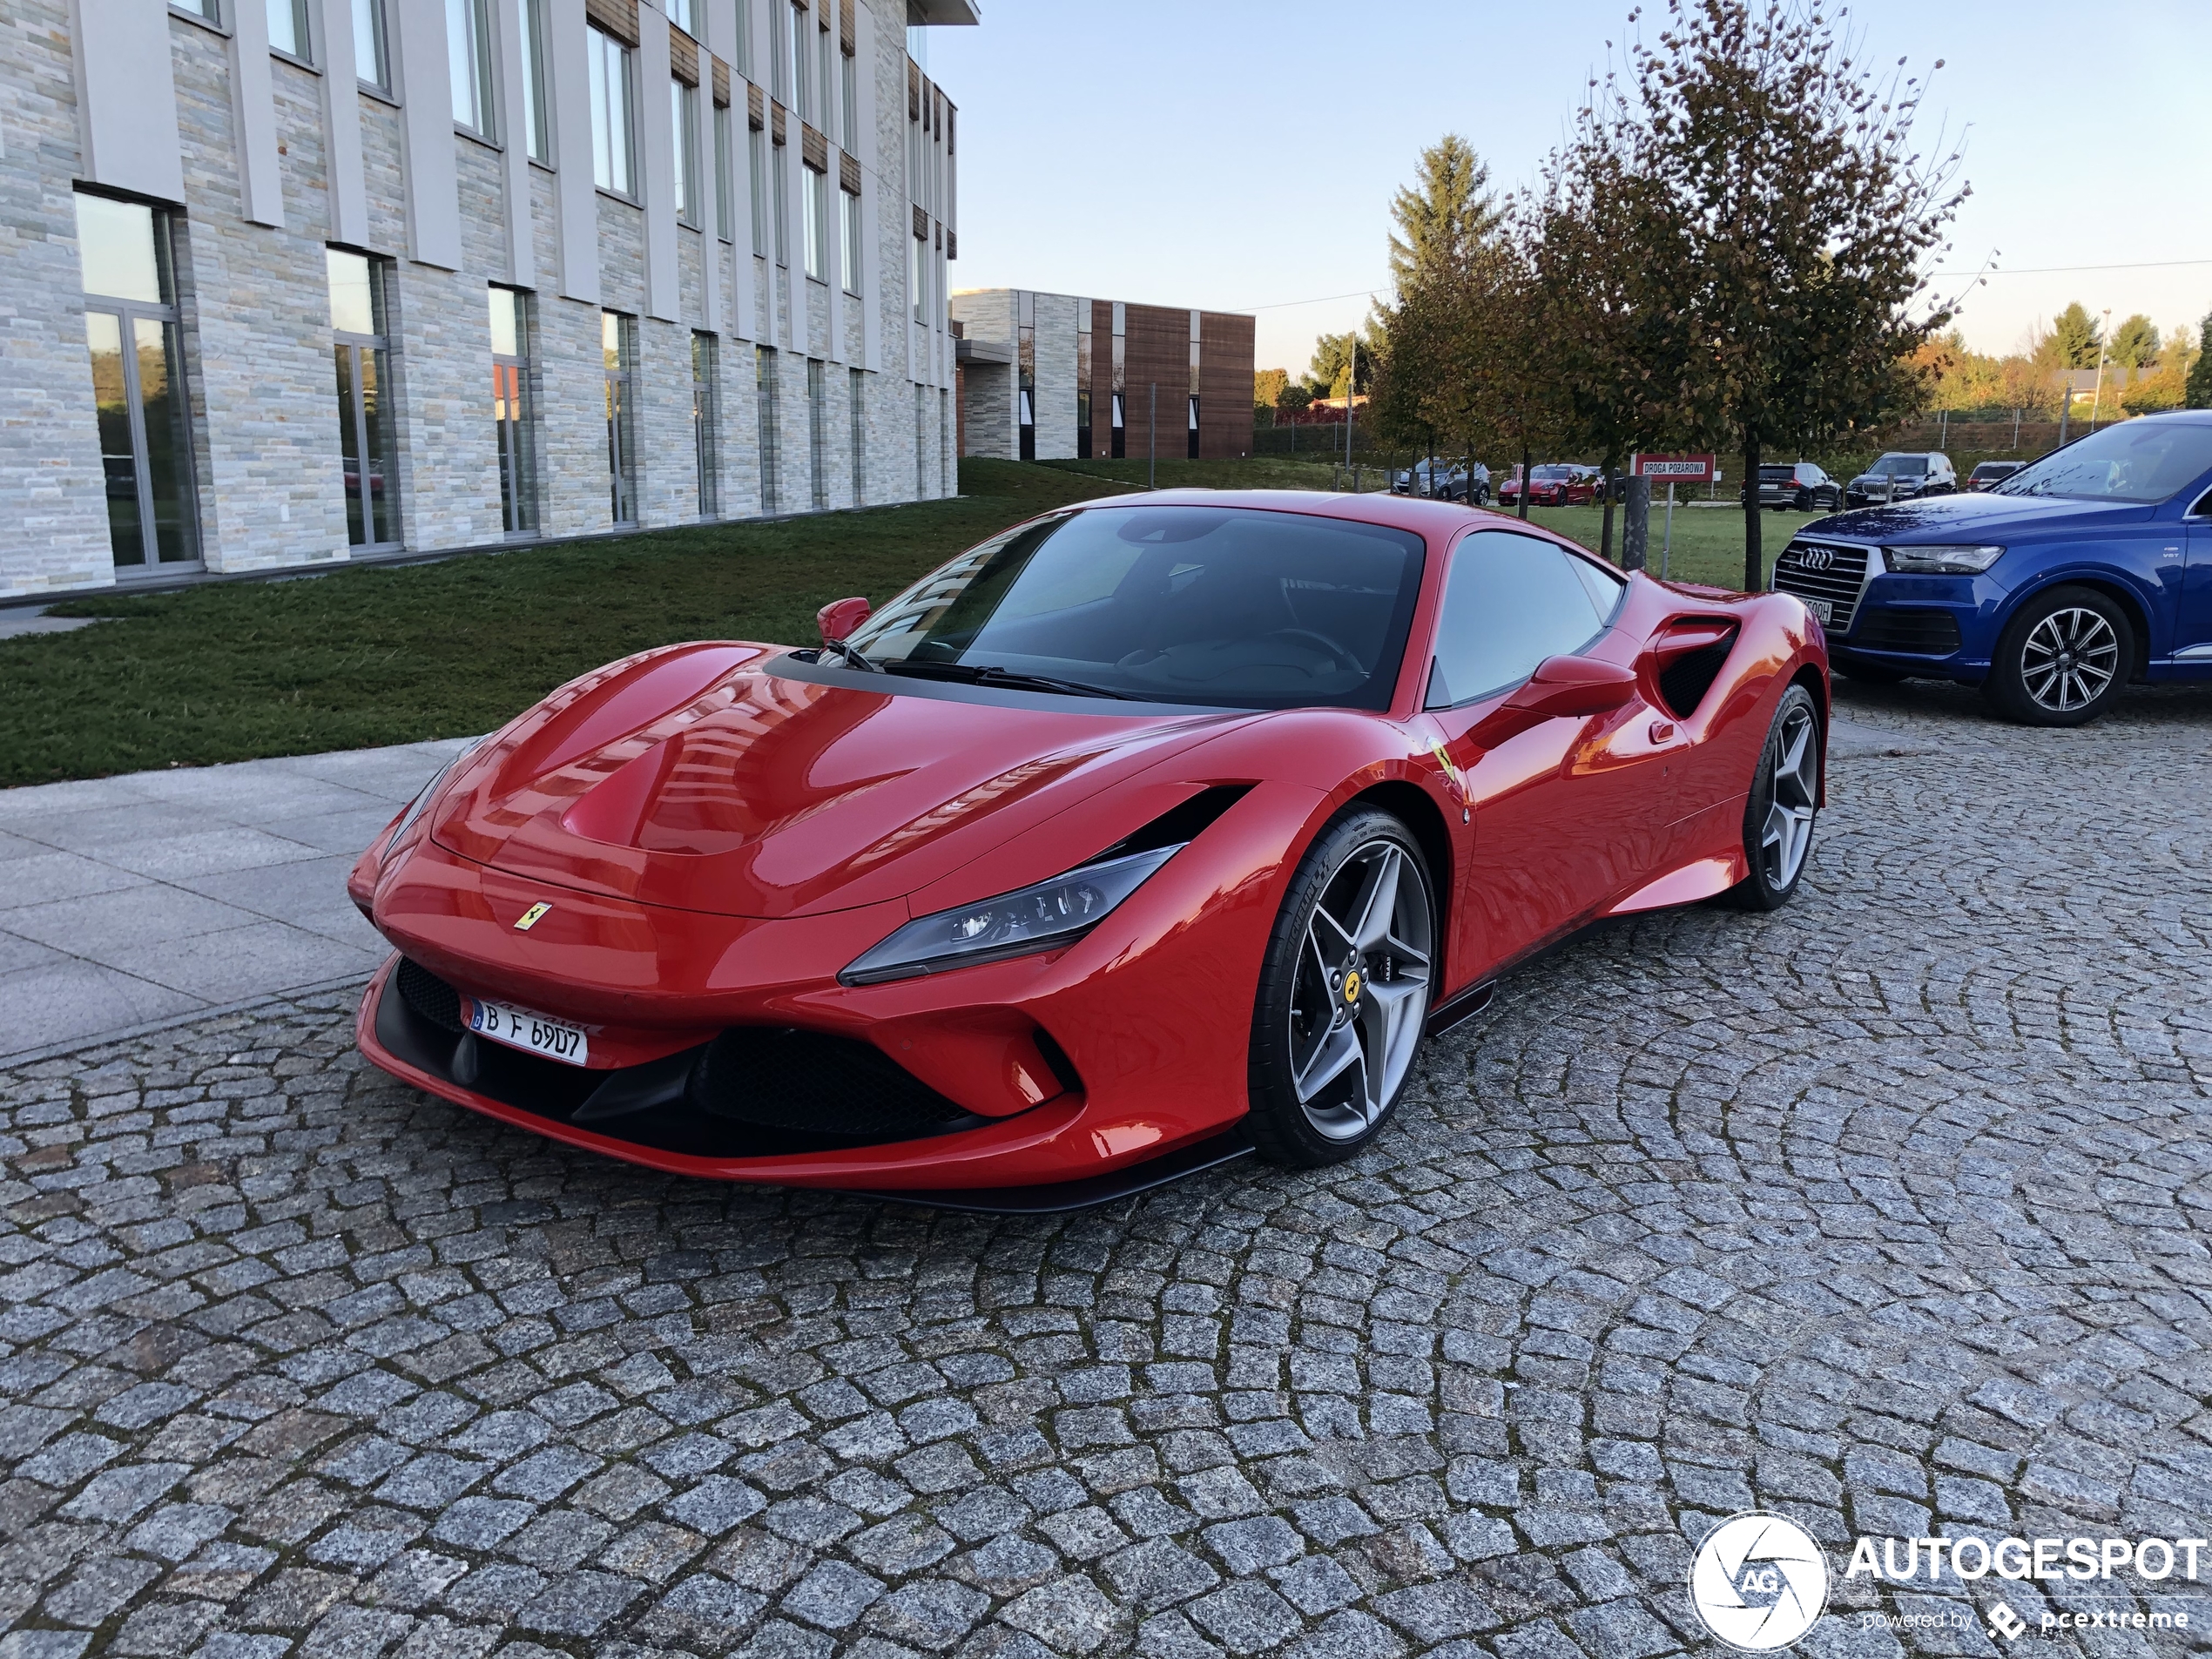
(1689, 1512), (1831, 1650)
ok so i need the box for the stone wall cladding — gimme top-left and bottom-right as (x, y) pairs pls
(0, 0), (118, 595)
(0, 0), (951, 599)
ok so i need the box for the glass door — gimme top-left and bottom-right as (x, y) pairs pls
(76, 193), (199, 572)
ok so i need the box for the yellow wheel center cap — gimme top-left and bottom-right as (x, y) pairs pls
(1342, 970), (1362, 1004)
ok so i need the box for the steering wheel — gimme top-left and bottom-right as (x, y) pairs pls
(1266, 628), (1358, 670)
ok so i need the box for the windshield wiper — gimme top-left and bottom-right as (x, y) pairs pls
(881, 660), (1145, 700)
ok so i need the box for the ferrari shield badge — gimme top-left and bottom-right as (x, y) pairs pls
(514, 902), (553, 932)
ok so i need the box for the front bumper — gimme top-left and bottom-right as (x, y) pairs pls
(353, 792), (1307, 1191)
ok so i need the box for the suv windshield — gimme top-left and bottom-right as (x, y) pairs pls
(838, 505), (1428, 711)
(1993, 420), (2212, 504)
(1866, 455), (1928, 477)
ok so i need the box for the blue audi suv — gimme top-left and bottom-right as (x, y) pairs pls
(1772, 412), (2212, 725)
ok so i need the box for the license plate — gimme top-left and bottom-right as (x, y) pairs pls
(1803, 598), (1833, 625)
(464, 996), (589, 1065)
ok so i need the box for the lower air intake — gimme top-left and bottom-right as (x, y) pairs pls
(688, 1027), (974, 1140)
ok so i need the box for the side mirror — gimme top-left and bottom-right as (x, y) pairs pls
(817, 597), (872, 644)
(1501, 654), (1638, 720)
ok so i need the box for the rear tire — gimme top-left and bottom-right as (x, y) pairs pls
(1980, 585), (2133, 727)
(1723, 685), (1821, 912)
(1246, 809), (1435, 1168)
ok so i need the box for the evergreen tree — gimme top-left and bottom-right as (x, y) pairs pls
(1386, 135), (1501, 293)
(2049, 302), (2103, 369)
(2107, 314), (2160, 370)
(2187, 313), (2212, 410)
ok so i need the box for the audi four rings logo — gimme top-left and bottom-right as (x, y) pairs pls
(1797, 547), (1835, 571)
(1689, 1512), (1831, 1650)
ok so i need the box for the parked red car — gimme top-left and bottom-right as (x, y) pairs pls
(351, 492), (1827, 1208)
(1499, 464), (1600, 507)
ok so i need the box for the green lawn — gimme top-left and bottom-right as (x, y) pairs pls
(3, 455), (1814, 788)
(3, 462), (1129, 787)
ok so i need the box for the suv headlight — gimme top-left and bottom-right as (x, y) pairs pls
(840, 846), (1181, 986)
(1884, 544), (2004, 575)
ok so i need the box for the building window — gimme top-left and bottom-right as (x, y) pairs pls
(268, 0), (311, 61)
(589, 26), (634, 195)
(772, 143), (790, 266)
(671, 79), (699, 224)
(787, 3), (807, 120)
(840, 190), (861, 294)
(76, 193), (198, 571)
(715, 103), (734, 241)
(490, 287), (535, 536)
(519, 0), (550, 161)
(806, 358), (827, 509)
(448, 0), (493, 135)
(910, 233), (926, 325)
(353, 0), (388, 91)
(748, 125), (769, 254)
(328, 247), (398, 550)
(604, 311), (637, 524)
(693, 332), (719, 517)
(802, 166), (826, 281)
(1076, 304), (1092, 459)
(664, 0), (693, 35)
(756, 347), (780, 514)
(848, 366), (864, 506)
(840, 48), (855, 152)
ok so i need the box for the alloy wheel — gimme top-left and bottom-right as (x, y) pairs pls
(2020, 606), (2119, 713)
(1287, 840), (1433, 1140)
(1759, 702), (1820, 892)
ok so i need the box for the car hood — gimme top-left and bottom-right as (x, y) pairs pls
(422, 644), (1244, 920)
(1806, 491), (2155, 543)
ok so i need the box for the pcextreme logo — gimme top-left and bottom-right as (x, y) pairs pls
(1689, 1512), (1831, 1650)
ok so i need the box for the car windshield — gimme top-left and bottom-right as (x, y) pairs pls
(1865, 455), (1927, 477)
(838, 505), (1428, 711)
(1992, 421), (2212, 504)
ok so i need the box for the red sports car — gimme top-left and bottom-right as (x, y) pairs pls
(351, 492), (1826, 1209)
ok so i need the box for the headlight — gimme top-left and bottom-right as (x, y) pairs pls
(840, 846), (1182, 986)
(1883, 544), (2005, 575)
(385, 738), (485, 858)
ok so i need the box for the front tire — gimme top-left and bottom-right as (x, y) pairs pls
(1724, 685), (1821, 912)
(1980, 585), (2132, 726)
(1246, 809), (1435, 1167)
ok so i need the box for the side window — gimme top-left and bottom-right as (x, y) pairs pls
(1425, 530), (1608, 709)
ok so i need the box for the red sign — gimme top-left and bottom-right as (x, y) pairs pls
(1631, 453), (1716, 482)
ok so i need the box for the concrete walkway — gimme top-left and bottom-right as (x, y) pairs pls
(0, 716), (1913, 1063)
(0, 737), (468, 1061)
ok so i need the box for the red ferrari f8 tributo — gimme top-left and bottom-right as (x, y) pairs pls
(351, 492), (1827, 1208)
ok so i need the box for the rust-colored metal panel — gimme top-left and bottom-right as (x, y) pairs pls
(840, 151), (860, 195)
(712, 60), (730, 108)
(748, 84), (765, 130)
(585, 0), (637, 45)
(801, 123), (827, 172)
(1199, 311), (1257, 459)
(668, 30), (698, 84)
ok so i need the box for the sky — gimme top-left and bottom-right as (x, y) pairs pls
(923, 0), (2212, 378)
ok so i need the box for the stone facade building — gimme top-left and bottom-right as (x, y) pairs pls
(2, 0), (974, 600)
(950, 287), (1253, 466)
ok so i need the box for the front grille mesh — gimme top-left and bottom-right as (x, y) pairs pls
(396, 958), (464, 1033)
(1773, 540), (1872, 633)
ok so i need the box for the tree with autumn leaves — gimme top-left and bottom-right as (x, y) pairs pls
(1376, 0), (1966, 588)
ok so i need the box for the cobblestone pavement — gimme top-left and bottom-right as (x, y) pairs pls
(3, 682), (2209, 1659)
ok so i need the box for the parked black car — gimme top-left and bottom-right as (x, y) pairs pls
(1844, 451), (1957, 507)
(1391, 460), (1491, 504)
(1966, 460), (2026, 492)
(1745, 461), (1842, 512)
